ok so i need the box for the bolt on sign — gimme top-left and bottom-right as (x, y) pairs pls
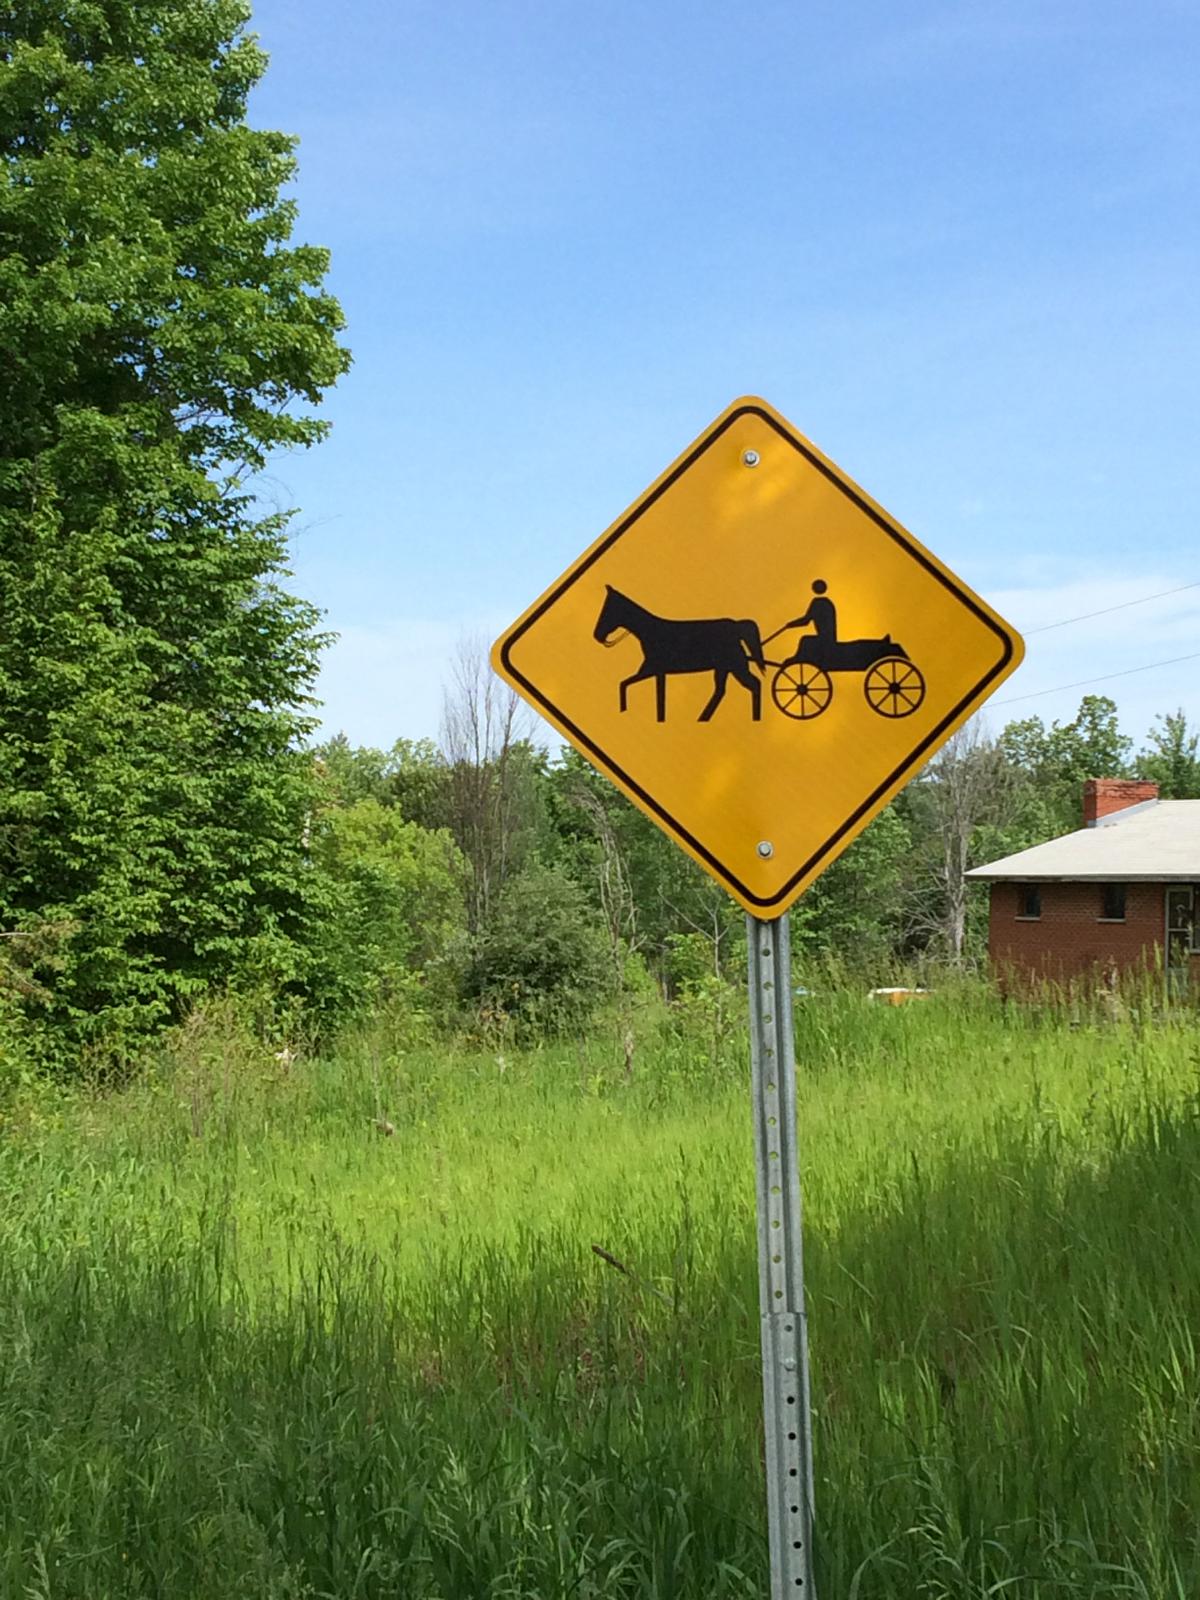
(492, 396), (1024, 915)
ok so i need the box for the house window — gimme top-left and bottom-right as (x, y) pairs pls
(1168, 887), (1198, 955)
(1100, 883), (1126, 922)
(1016, 884), (1041, 920)
(1166, 889), (1195, 993)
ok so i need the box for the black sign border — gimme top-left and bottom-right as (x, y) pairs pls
(499, 403), (1017, 912)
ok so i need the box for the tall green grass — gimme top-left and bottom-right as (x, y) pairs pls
(2, 990), (1199, 1596)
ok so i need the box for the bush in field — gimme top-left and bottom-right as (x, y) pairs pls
(308, 799), (465, 1022)
(661, 929), (743, 1068)
(463, 863), (615, 1038)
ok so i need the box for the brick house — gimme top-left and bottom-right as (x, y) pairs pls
(966, 779), (1200, 992)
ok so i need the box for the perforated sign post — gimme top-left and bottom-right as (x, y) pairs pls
(492, 396), (1024, 1595)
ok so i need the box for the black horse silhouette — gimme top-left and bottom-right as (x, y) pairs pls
(593, 586), (764, 722)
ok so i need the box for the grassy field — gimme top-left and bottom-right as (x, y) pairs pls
(2, 988), (1200, 1597)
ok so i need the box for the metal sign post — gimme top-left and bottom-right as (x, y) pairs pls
(747, 911), (816, 1597)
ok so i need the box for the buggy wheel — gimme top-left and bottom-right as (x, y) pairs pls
(771, 661), (833, 720)
(865, 657), (925, 718)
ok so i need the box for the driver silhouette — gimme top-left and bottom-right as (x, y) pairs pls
(787, 580), (837, 655)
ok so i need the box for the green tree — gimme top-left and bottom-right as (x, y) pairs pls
(383, 738), (452, 832)
(998, 696), (1132, 839)
(898, 727), (1015, 964)
(439, 639), (546, 935)
(792, 803), (912, 970)
(312, 735), (394, 809)
(0, 2), (349, 1047)
(311, 735), (453, 829)
(543, 747), (742, 992)
(308, 799), (464, 1021)
(1137, 709), (1200, 799)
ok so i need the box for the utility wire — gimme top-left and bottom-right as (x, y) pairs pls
(996, 580), (1200, 711)
(992, 650), (1200, 708)
(1021, 580), (1199, 635)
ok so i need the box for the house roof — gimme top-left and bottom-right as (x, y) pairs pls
(966, 800), (1200, 882)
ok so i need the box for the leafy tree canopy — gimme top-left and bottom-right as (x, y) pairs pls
(0, 1), (349, 1050)
(1137, 710), (1200, 799)
(307, 798), (464, 1022)
(998, 696), (1132, 840)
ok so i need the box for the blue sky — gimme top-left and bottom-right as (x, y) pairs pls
(247, 0), (1199, 755)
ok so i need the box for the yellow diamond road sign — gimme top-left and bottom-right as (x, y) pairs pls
(492, 396), (1024, 916)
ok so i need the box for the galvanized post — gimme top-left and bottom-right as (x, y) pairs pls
(747, 912), (816, 1598)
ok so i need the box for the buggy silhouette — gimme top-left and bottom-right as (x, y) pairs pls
(764, 630), (926, 721)
(590, 585), (928, 726)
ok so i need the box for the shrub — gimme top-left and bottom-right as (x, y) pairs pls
(307, 799), (465, 1024)
(463, 864), (615, 1039)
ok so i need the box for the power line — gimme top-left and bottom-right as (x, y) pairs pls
(992, 650), (1200, 708)
(1021, 580), (1200, 635)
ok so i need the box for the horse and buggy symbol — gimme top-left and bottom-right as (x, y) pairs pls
(594, 580), (927, 724)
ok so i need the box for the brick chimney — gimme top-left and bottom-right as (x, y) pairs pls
(1083, 778), (1159, 827)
